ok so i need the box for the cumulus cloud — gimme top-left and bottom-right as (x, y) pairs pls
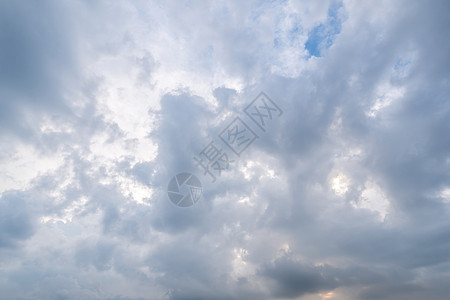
(0, 0), (449, 299)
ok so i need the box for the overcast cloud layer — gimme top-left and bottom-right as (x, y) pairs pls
(1, 1), (449, 299)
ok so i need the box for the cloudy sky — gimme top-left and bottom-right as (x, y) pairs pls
(1, 0), (450, 299)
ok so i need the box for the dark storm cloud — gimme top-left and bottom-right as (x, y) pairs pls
(259, 257), (341, 298)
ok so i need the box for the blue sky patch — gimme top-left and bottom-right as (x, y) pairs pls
(305, 2), (343, 57)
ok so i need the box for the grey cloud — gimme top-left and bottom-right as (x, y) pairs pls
(259, 257), (340, 298)
(1, 0), (450, 299)
(0, 0), (79, 139)
(75, 237), (115, 271)
(0, 192), (36, 248)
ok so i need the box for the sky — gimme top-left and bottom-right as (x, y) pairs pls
(0, 0), (449, 299)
